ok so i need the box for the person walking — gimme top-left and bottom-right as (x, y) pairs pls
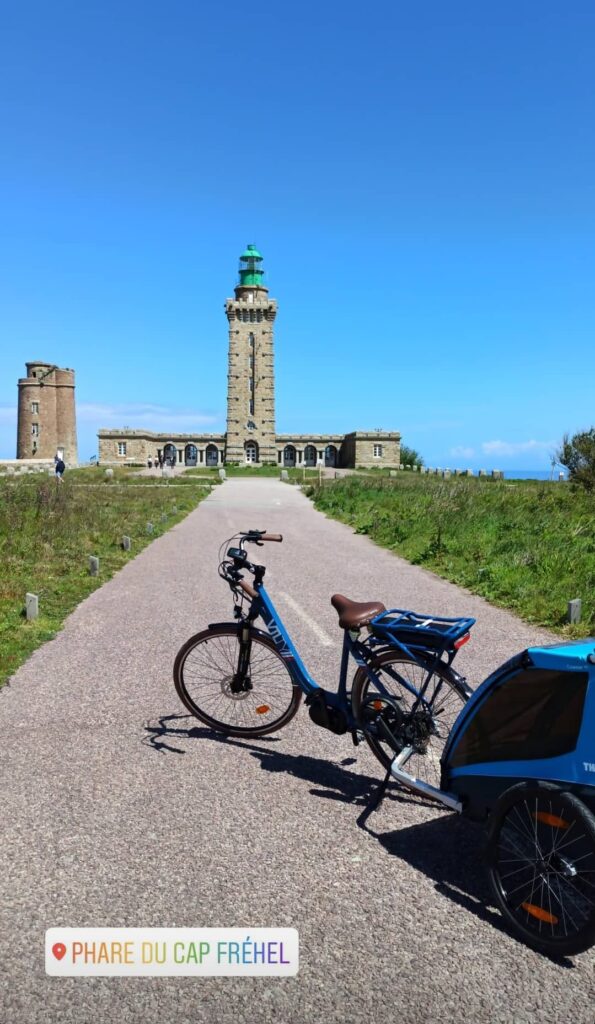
(54, 457), (66, 482)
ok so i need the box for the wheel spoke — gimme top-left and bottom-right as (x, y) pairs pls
(355, 654), (467, 788)
(174, 628), (298, 736)
(491, 788), (595, 954)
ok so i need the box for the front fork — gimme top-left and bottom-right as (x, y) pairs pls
(231, 625), (253, 693)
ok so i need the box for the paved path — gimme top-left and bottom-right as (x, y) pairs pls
(1, 479), (593, 1024)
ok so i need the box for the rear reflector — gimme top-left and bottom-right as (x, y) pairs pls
(454, 633), (470, 649)
(521, 902), (558, 925)
(533, 811), (570, 829)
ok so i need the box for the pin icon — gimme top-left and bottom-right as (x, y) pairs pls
(52, 943), (67, 961)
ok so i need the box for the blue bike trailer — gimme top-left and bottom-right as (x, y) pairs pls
(442, 639), (595, 821)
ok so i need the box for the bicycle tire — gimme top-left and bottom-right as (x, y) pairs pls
(173, 623), (302, 737)
(351, 650), (469, 788)
(486, 782), (595, 956)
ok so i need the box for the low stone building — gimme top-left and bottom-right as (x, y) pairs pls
(98, 246), (400, 468)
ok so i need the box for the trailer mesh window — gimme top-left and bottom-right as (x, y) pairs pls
(450, 669), (588, 767)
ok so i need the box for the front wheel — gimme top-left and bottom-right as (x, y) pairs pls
(486, 782), (595, 956)
(351, 650), (469, 789)
(173, 624), (302, 737)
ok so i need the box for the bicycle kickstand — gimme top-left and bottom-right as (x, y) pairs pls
(368, 765), (393, 812)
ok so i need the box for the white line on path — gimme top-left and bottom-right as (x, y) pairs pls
(278, 592), (336, 648)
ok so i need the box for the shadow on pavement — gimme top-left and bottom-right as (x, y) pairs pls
(357, 799), (574, 968)
(144, 713), (573, 966)
(144, 712), (383, 805)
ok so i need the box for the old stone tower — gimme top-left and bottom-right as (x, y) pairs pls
(98, 244), (401, 468)
(224, 245), (277, 464)
(17, 362), (78, 464)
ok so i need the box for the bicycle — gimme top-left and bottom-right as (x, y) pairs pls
(174, 530), (595, 955)
(173, 529), (476, 791)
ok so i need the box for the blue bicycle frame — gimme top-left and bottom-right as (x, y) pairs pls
(240, 582), (373, 729)
(227, 581), (467, 731)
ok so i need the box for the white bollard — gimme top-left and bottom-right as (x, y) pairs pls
(567, 598), (582, 624)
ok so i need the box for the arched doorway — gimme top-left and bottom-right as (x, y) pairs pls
(185, 444), (198, 467)
(245, 441), (259, 464)
(325, 445), (338, 467)
(163, 443), (177, 467)
(304, 444), (317, 467)
(283, 445), (296, 467)
(206, 444), (218, 467)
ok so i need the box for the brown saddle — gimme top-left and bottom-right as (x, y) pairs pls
(331, 594), (386, 630)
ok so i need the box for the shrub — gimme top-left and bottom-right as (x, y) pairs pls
(557, 428), (595, 491)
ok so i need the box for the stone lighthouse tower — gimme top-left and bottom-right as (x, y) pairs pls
(225, 245), (277, 464)
(17, 362), (78, 464)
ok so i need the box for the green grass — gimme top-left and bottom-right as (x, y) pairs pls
(68, 466), (218, 485)
(0, 471), (212, 686)
(185, 465), (321, 481)
(307, 474), (595, 635)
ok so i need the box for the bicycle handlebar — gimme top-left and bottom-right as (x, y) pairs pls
(239, 529), (283, 546)
(220, 530), (282, 600)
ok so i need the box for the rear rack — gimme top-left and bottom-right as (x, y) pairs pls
(370, 609), (476, 652)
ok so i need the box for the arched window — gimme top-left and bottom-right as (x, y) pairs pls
(163, 443), (177, 467)
(304, 445), (317, 467)
(245, 441), (259, 464)
(283, 445), (296, 467)
(185, 444), (198, 466)
(206, 444), (218, 467)
(325, 445), (338, 467)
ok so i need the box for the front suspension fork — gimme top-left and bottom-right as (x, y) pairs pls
(231, 626), (253, 693)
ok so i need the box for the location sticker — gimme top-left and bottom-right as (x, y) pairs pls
(46, 928), (299, 977)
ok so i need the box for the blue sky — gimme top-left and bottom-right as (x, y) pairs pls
(1, 0), (593, 467)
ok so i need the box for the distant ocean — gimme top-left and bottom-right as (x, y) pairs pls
(499, 469), (567, 481)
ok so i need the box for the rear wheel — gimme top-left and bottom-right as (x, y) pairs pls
(173, 624), (302, 737)
(351, 651), (469, 788)
(486, 782), (595, 956)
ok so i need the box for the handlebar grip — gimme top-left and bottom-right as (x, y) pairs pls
(261, 534), (283, 542)
(239, 580), (257, 599)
